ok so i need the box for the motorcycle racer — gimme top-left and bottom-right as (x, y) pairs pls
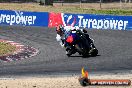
(56, 25), (75, 48)
(56, 25), (92, 48)
(57, 25), (89, 55)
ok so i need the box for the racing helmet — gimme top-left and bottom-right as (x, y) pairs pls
(56, 25), (64, 35)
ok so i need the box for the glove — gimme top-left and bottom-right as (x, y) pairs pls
(60, 41), (65, 48)
(56, 34), (61, 41)
(83, 29), (87, 33)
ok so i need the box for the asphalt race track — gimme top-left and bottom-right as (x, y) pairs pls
(0, 25), (132, 76)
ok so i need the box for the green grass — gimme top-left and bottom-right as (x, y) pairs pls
(0, 3), (132, 15)
(90, 9), (132, 15)
(61, 7), (132, 15)
(0, 42), (16, 56)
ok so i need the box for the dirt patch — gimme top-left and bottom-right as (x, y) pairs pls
(0, 74), (131, 88)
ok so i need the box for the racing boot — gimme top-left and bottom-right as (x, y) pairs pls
(65, 46), (72, 57)
(89, 48), (98, 56)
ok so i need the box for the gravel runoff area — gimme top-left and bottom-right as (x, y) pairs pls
(0, 73), (132, 88)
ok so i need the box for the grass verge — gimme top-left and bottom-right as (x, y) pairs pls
(0, 42), (16, 56)
(0, 3), (132, 15)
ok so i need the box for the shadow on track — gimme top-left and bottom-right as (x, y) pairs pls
(68, 55), (101, 58)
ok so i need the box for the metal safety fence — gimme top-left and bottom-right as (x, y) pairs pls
(53, 0), (132, 9)
(0, 0), (131, 9)
(0, 0), (35, 2)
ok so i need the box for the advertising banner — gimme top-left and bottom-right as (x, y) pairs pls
(0, 10), (132, 30)
(48, 12), (132, 30)
(0, 10), (49, 27)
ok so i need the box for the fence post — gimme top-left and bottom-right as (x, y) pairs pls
(120, 0), (122, 9)
(61, 0), (63, 6)
(100, 0), (102, 9)
(80, 0), (82, 8)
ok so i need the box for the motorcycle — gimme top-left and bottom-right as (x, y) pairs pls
(65, 29), (98, 57)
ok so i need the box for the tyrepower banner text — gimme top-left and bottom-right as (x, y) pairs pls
(0, 10), (48, 26)
(0, 10), (132, 30)
(48, 13), (132, 30)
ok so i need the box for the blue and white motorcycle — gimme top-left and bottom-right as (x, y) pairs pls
(65, 29), (98, 57)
